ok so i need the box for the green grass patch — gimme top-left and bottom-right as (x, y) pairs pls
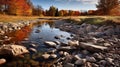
(81, 18), (105, 25)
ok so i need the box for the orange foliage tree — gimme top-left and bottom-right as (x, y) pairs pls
(8, 0), (32, 16)
(0, 0), (32, 16)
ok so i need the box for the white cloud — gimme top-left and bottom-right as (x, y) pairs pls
(54, 0), (99, 4)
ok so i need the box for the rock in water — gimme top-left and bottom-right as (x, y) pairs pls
(44, 41), (57, 47)
(50, 54), (57, 59)
(29, 48), (37, 53)
(68, 40), (79, 46)
(0, 58), (6, 65)
(79, 42), (107, 52)
(42, 53), (50, 59)
(0, 45), (29, 56)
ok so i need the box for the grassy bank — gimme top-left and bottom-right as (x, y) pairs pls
(0, 15), (40, 22)
(0, 15), (120, 24)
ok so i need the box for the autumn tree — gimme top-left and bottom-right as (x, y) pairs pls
(96, 0), (120, 15)
(33, 5), (44, 16)
(0, 0), (32, 15)
(68, 10), (74, 16)
(0, 0), (10, 14)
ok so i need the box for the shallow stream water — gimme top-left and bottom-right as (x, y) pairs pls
(1, 21), (74, 67)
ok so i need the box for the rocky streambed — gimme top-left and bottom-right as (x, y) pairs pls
(0, 19), (120, 67)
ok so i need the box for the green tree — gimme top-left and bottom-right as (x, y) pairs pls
(48, 6), (56, 16)
(96, 0), (120, 15)
(55, 8), (59, 16)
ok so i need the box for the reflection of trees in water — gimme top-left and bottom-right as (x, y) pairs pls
(35, 21), (55, 28)
(47, 21), (55, 28)
(5, 25), (32, 44)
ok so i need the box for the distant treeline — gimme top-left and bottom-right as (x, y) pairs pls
(0, 0), (120, 16)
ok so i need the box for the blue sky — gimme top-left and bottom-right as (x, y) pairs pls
(31, 0), (98, 11)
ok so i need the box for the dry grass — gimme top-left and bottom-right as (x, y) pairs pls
(0, 15), (39, 22)
(0, 15), (120, 23)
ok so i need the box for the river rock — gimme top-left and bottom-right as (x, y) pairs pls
(57, 46), (76, 50)
(75, 59), (86, 65)
(42, 53), (50, 59)
(86, 56), (96, 62)
(29, 44), (37, 48)
(53, 40), (61, 45)
(104, 28), (114, 36)
(47, 48), (57, 53)
(50, 54), (57, 59)
(63, 63), (74, 67)
(98, 60), (107, 65)
(59, 51), (64, 56)
(93, 53), (103, 60)
(0, 58), (6, 65)
(0, 45), (29, 56)
(63, 52), (69, 56)
(79, 42), (107, 52)
(105, 58), (114, 64)
(29, 48), (37, 53)
(103, 43), (111, 47)
(44, 41), (57, 47)
(68, 40), (79, 46)
(74, 54), (82, 60)
(85, 62), (92, 67)
(82, 50), (89, 55)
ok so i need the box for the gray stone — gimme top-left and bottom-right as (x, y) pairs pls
(29, 44), (37, 48)
(44, 41), (57, 47)
(57, 46), (76, 50)
(0, 45), (29, 56)
(63, 63), (74, 67)
(53, 40), (61, 45)
(103, 43), (111, 47)
(86, 56), (96, 62)
(74, 54), (82, 60)
(82, 50), (89, 55)
(59, 51), (64, 56)
(29, 48), (37, 53)
(47, 48), (57, 53)
(75, 59), (86, 65)
(92, 63), (99, 67)
(99, 60), (107, 65)
(79, 42), (107, 52)
(93, 53), (103, 60)
(105, 58), (114, 64)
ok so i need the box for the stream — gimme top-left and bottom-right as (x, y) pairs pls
(1, 21), (74, 67)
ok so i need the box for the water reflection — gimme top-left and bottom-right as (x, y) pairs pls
(2, 21), (73, 67)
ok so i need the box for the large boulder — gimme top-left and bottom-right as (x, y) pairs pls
(0, 45), (29, 56)
(79, 42), (107, 52)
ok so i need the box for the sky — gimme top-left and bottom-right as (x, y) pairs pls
(31, 0), (98, 11)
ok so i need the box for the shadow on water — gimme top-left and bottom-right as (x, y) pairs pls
(1, 21), (73, 67)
